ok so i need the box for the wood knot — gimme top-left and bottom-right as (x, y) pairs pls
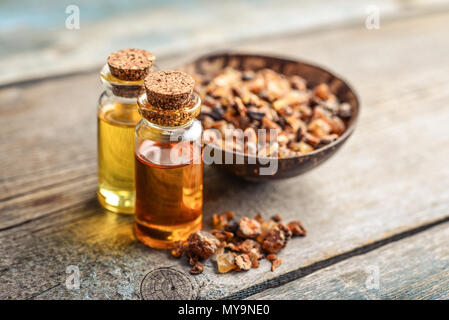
(140, 267), (197, 300)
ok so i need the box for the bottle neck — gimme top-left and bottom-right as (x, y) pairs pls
(102, 88), (139, 105)
(100, 64), (144, 99)
(140, 117), (197, 132)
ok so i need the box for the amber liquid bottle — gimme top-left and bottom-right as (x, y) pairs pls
(135, 72), (203, 249)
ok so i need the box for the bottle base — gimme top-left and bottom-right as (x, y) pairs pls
(97, 188), (135, 214)
(135, 215), (202, 249)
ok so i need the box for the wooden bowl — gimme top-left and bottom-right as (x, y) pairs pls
(182, 53), (360, 181)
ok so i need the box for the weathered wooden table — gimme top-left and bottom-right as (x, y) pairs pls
(1, 11), (448, 300)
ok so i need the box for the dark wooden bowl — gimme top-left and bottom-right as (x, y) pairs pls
(182, 53), (360, 181)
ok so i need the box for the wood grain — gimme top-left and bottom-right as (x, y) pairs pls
(247, 223), (449, 300)
(3, 0), (448, 86)
(1, 11), (449, 299)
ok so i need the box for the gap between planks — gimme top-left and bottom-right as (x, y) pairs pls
(26, 214), (449, 300)
(27, 284), (61, 300)
(223, 215), (449, 300)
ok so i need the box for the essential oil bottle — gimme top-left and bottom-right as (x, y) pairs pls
(135, 71), (203, 249)
(97, 48), (155, 214)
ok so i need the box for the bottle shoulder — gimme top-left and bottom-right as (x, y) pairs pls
(98, 92), (141, 127)
(136, 119), (202, 143)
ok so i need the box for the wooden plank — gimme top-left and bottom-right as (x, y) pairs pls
(1, 11), (449, 299)
(3, 0), (449, 85)
(247, 223), (449, 300)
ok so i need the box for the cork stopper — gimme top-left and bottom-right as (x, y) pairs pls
(144, 71), (195, 110)
(138, 92), (201, 127)
(107, 48), (155, 81)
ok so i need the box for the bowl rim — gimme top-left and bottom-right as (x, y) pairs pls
(183, 51), (360, 161)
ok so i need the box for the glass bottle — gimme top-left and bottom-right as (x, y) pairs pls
(97, 48), (154, 214)
(135, 71), (203, 249)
